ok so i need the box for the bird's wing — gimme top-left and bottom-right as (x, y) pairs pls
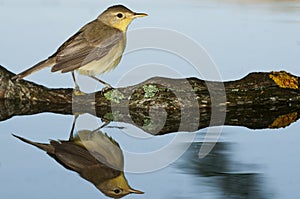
(50, 20), (124, 73)
(50, 141), (99, 170)
(50, 141), (120, 184)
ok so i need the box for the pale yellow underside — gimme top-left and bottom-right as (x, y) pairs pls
(77, 42), (124, 76)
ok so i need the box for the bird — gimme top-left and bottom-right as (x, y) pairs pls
(13, 129), (144, 198)
(12, 5), (147, 94)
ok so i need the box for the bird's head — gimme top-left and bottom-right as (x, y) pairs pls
(98, 5), (147, 32)
(97, 172), (144, 198)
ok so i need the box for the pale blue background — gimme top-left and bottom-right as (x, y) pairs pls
(1, 0), (300, 198)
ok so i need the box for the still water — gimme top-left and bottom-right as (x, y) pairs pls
(1, 0), (300, 198)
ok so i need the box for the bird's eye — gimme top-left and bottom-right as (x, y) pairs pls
(113, 188), (121, 194)
(117, 13), (123, 18)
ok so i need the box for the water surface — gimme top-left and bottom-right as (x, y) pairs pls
(0, 0), (300, 198)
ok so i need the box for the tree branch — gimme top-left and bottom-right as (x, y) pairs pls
(1, 65), (299, 134)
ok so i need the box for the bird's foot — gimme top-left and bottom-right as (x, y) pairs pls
(73, 87), (86, 96)
(101, 85), (114, 93)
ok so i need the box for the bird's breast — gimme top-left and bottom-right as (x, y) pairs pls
(77, 42), (125, 76)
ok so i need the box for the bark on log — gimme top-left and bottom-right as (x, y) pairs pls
(1, 65), (299, 134)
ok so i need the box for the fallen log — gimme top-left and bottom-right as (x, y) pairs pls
(0, 65), (299, 134)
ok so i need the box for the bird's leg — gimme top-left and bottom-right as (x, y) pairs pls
(92, 120), (110, 133)
(106, 125), (125, 130)
(69, 114), (79, 141)
(89, 75), (113, 88)
(72, 71), (86, 96)
(72, 71), (80, 90)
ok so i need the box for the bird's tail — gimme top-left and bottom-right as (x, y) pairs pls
(12, 134), (54, 154)
(11, 58), (55, 81)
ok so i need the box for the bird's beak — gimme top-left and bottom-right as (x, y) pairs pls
(129, 188), (144, 194)
(133, 12), (148, 18)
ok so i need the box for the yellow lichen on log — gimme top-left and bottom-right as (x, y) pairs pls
(269, 71), (298, 89)
(269, 112), (298, 129)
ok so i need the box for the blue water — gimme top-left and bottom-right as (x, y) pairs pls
(1, 0), (300, 198)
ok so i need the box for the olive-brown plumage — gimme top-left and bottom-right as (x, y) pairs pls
(13, 130), (144, 198)
(12, 5), (147, 91)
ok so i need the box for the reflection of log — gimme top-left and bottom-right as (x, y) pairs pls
(1, 65), (299, 134)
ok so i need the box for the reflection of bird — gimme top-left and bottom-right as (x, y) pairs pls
(12, 5), (147, 93)
(13, 130), (143, 198)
